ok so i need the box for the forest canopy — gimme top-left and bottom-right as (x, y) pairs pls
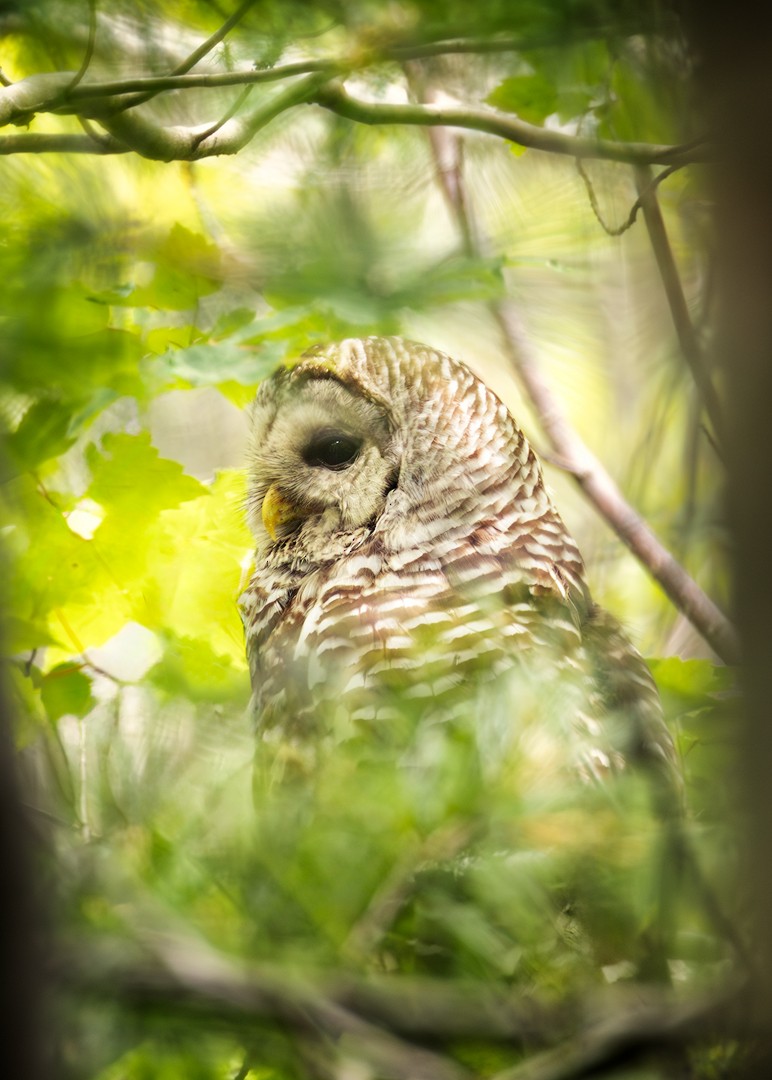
(0, 2), (753, 1079)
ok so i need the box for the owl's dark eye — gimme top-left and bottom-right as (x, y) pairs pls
(303, 431), (362, 470)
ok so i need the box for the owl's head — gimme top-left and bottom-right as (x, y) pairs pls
(246, 355), (400, 545)
(246, 336), (545, 558)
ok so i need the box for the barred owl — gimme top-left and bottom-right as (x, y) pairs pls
(239, 336), (675, 790)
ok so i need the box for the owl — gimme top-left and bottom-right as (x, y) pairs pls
(239, 336), (675, 792)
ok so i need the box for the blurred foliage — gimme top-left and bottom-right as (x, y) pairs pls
(0, 1), (744, 1078)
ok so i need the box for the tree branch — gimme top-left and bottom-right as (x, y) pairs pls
(60, 59), (343, 103)
(406, 75), (738, 664)
(491, 990), (744, 1080)
(59, 939), (474, 1080)
(63, 0), (96, 95)
(313, 83), (709, 166)
(492, 302), (739, 663)
(105, 0), (265, 115)
(0, 64), (705, 166)
(575, 160), (684, 238)
(170, 0), (258, 77)
(55, 939), (757, 1075)
(93, 71), (333, 161)
(0, 132), (126, 154)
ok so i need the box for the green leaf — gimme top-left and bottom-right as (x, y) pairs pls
(40, 662), (95, 721)
(145, 469), (251, 662)
(3, 615), (60, 653)
(144, 326), (203, 355)
(153, 342), (280, 388)
(108, 225), (225, 311)
(211, 307), (257, 340)
(86, 432), (207, 527)
(648, 657), (734, 715)
(4, 398), (77, 472)
(148, 634), (248, 703)
(487, 73), (558, 125)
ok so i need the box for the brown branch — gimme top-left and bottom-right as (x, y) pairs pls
(491, 303), (738, 663)
(633, 164), (725, 446)
(406, 79), (739, 664)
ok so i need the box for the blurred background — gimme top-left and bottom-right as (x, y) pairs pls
(0, 3), (743, 1078)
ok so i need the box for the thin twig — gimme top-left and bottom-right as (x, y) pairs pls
(63, 59), (341, 101)
(575, 159), (683, 237)
(633, 163), (725, 446)
(343, 821), (476, 962)
(63, 0), (97, 95)
(189, 83), (253, 151)
(171, 0), (258, 76)
(111, 0), (260, 115)
(76, 114), (121, 150)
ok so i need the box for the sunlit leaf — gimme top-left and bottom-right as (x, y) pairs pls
(40, 662), (95, 721)
(487, 72), (559, 124)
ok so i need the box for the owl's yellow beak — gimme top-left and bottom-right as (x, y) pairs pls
(262, 485), (302, 541)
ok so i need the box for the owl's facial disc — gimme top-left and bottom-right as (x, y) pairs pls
(248, 374), (399, 547)
(261, 429), (364, 540)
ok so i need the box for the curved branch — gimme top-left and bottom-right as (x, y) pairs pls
(94, 71), (332, 161)
(0, 65), (705, 168)
(63, 0), (96, 95)
(313, 83), (710, 166)
(575, 160), (684, 237)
